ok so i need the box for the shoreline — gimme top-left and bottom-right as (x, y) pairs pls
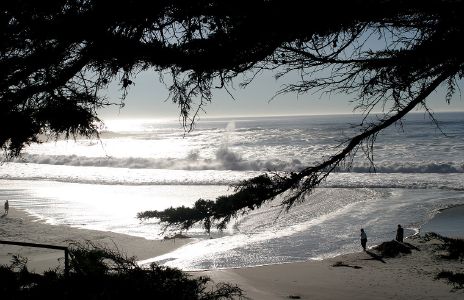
(1, 204), (462, 263)
(420, 204), (464, 238)
(0, 208), (190, 273)
(194, 235), (464, 299)
(1, 207), (463, 299)
(167, 203), (464, 273)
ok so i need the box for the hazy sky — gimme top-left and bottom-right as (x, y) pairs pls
(98, 69), (464, 121)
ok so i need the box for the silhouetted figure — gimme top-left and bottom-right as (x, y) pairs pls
(4, 200), (9, 215)
(360, 228), (367, 251)
(396, 224), (404, 242)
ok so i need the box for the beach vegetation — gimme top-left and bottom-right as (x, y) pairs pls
(439, 237), (464, 262)
(421, 233), (464, 289)
(2, 1), (464, 229)
(435, 270), (464, 289)
(424, 232), (464, 262)
(372, 240), (415, 258)
(0, 241), (245, 299)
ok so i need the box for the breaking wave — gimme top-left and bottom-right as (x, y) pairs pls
(11, 148), (305, 172)
(9, 151), (464, 173)
(338, 162), (464, 173)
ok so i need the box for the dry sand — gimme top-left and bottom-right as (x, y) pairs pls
(1, 208), (463, 299)
(197, 236), (464, 299)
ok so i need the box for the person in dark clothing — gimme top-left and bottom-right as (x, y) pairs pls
(4, 200), (9, 216)
(360, 228), (367, 251)
(396, 224), (404, 242)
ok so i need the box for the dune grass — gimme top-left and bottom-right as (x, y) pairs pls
(436, 271), (464, 289)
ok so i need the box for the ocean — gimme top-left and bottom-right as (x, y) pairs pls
(1, 112), (464, 270)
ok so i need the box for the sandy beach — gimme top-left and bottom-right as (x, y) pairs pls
(1, 207), (463, 299)
(0, 208), (190, 273)
(197, 235), (464, 299)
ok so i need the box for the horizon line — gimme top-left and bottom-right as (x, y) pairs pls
(100, 109), (464, 122)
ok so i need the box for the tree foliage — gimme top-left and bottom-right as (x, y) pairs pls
(138, 199), (215, 234)
(2, 1), (464, 230)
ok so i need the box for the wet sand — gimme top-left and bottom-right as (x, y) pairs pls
(421, 205), (464, 238)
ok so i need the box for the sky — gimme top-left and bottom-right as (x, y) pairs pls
(97, 27), (464, 122)
(98, 69), (464, 121)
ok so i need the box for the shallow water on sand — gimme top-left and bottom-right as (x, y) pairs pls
(421, 205), (464, 238)
(2, 179), (464, 270)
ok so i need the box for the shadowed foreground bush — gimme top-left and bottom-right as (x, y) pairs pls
(422, 232), (464, 262)
(372, 240), (416, 258)
(0, 241), (245, 300)
(424, 233), (464, 289)
(436, 271), (464, 289)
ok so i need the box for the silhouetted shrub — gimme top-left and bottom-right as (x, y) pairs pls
(0, 241), (245, 299)
(438, 237), (464, 262)
(373, 240), (412, 257)
(423, 232), (464, 262)
(436, 270), (464, 289)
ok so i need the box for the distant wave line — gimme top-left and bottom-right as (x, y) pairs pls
(0, 176), (236, 186)
(9, 153), (464, 173)
(1, 175), (464, 192)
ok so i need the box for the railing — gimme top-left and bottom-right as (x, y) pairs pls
(0, 240), (69, 277)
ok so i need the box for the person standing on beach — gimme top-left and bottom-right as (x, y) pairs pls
(396, 224), (404, 242)
(4, 200), (9, 215)
(360, 228), (367, 251)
